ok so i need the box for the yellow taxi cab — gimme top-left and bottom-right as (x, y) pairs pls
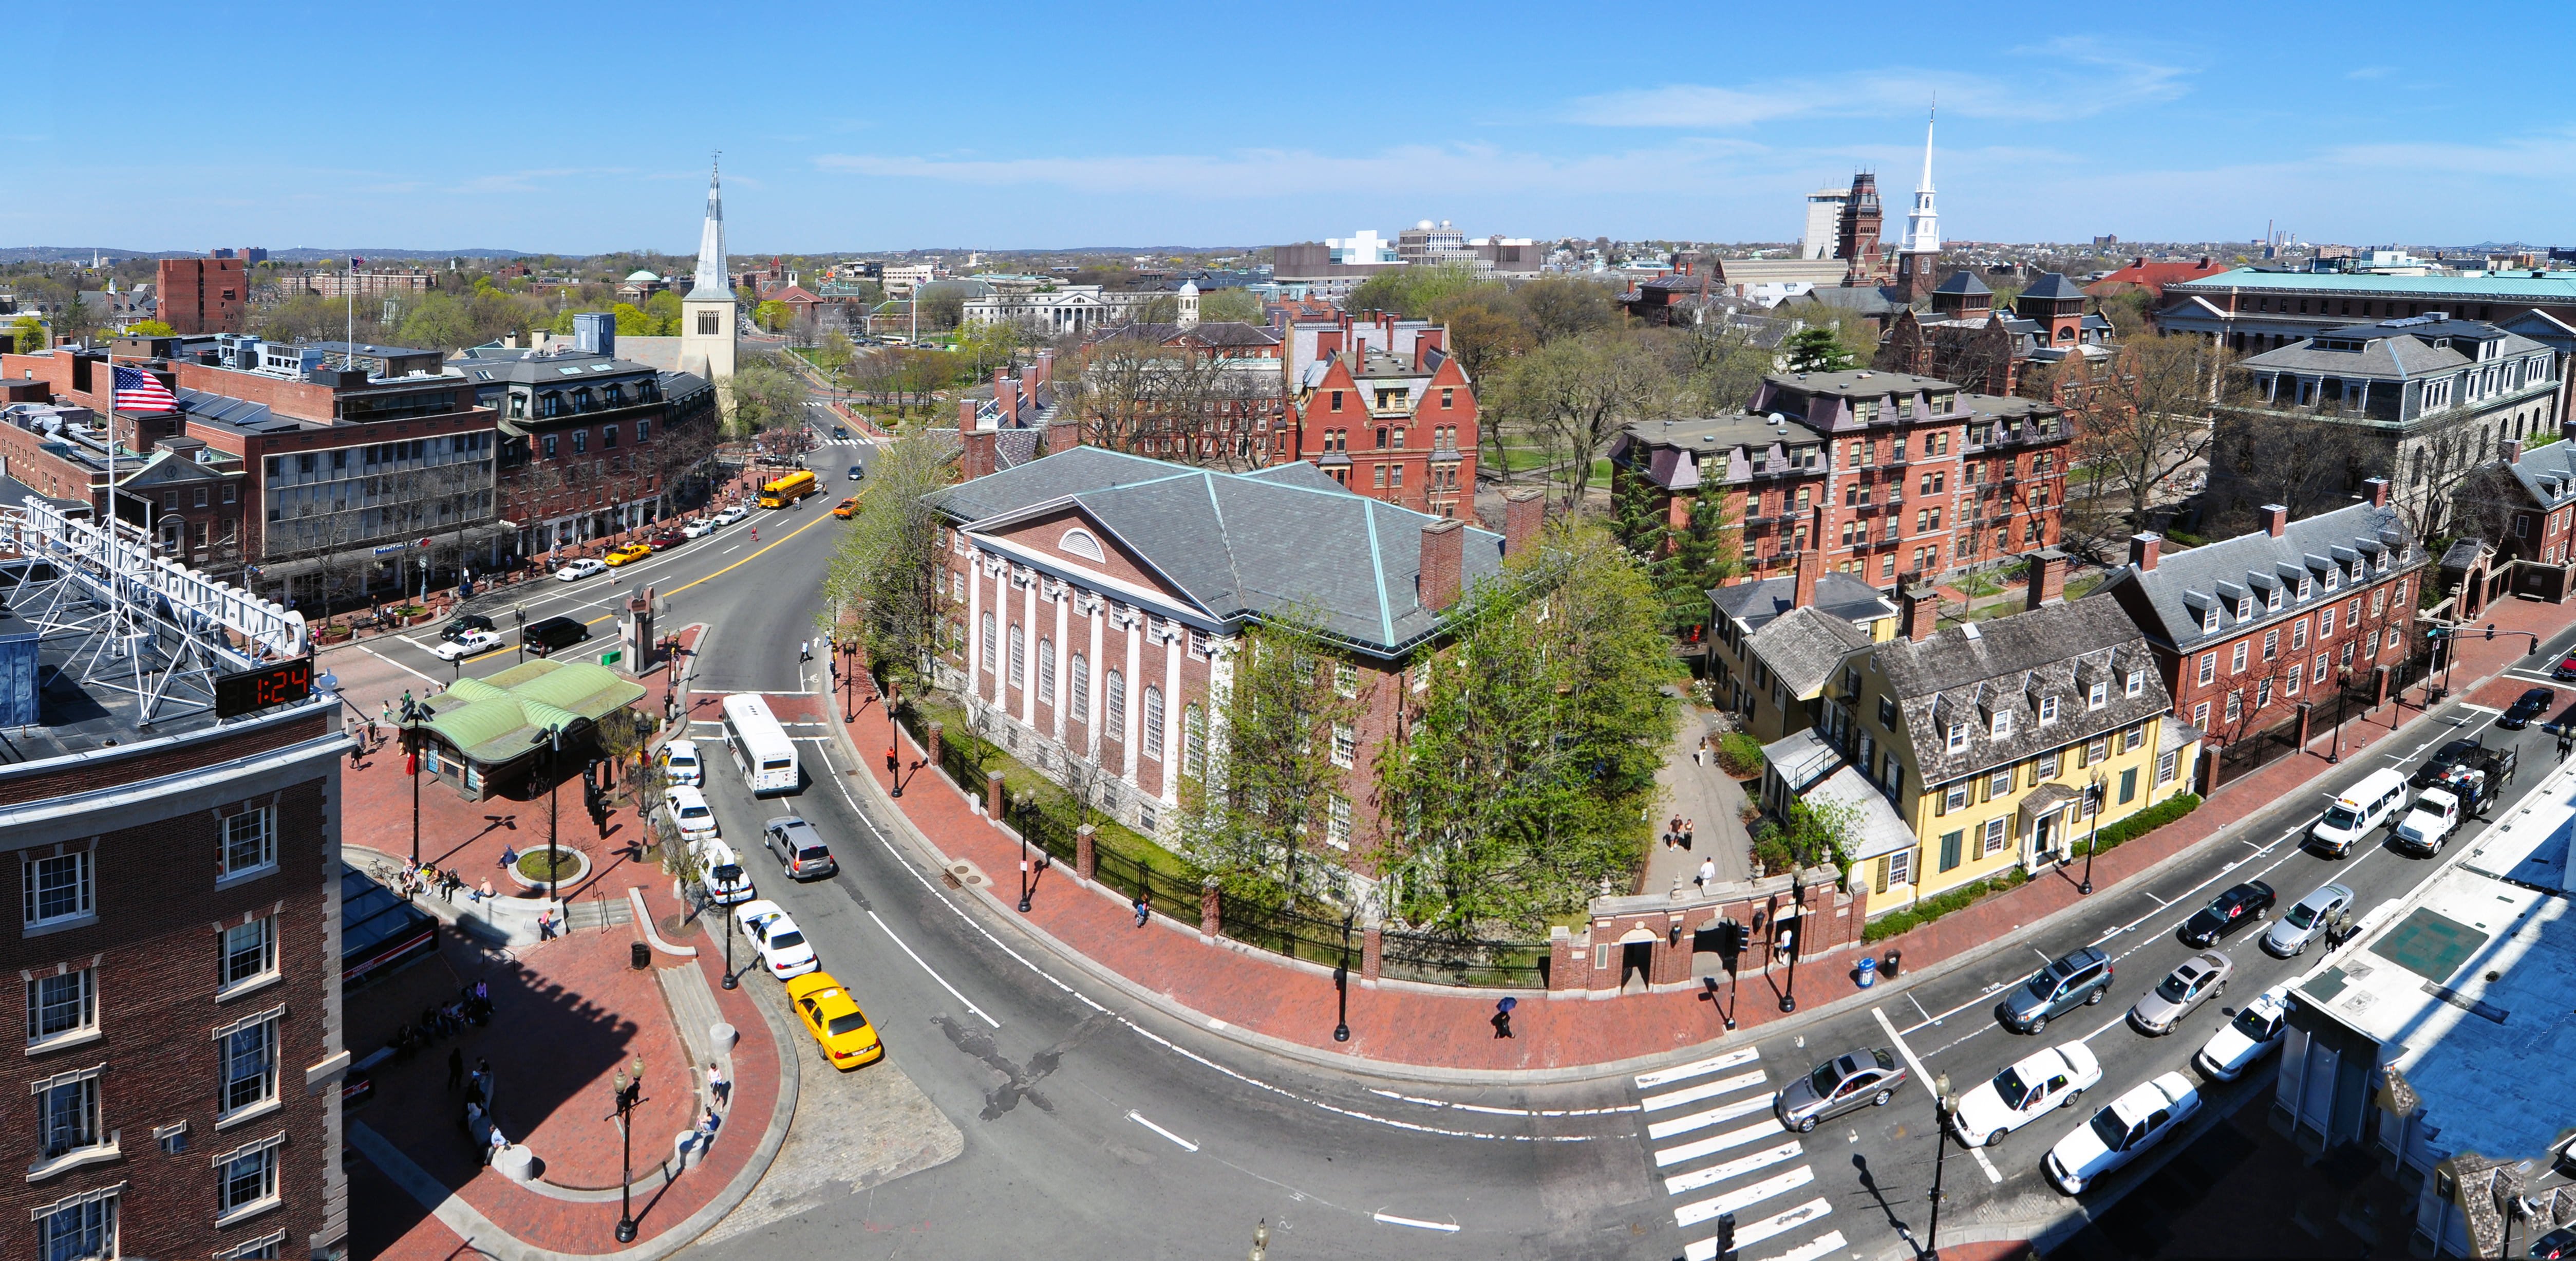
(831, 497), (859, 518)
(785, 972), (882, 1069)
(604, 542), (653, 567)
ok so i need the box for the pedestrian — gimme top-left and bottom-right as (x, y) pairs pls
(477, 877), (494, 903)
(1697, 857), (1716, 893)
(1133, 896), (1151, 929)
(476, 1058), (493, 1105)
(1492, 996), (1516, 1040)
(446, 1047), (464, 1092)
(1683, 819), (1695, 851)
(537, 907), (556, 941)
(466, 1063), (487, 1104)
(707, 1061), (729, 1107)
(799, 639), (811, 663)
(499, 844), (518, 869)
(443, 869), (460, 903)
(486, 1125), (509, 1166)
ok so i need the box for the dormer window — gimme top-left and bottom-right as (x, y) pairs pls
(2125, 669), (2145, 697)
(2038, 695), (2059, 725)
(2089, 680), (2108, 709)
(2297, 576), (2311, 600)
(1946, 723), (1968, 752)
(2324, 568), (2339, 591)
(1991, 711), (2014, 739)
(2235, 597), (2253, 621)
(2265, 586), (2283, 612)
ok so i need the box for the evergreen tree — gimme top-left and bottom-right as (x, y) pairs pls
(1783, 326), (1855, 373)
(1610, 463), (1671, 558)
(1654, 490), (1739, 638)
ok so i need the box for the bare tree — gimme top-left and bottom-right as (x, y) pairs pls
(2066, 335), (2234, 535)
(1054, 335), (1281, 470)
(1496, 330), (1674, 507)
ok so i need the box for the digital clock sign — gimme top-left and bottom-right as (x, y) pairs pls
(215, 658), (314, 718)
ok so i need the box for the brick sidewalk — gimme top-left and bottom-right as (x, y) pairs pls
(828, 594), (2575, 1075)
(345, 623), (792, 1258)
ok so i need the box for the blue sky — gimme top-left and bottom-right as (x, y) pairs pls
(11, 1), (2570, 254)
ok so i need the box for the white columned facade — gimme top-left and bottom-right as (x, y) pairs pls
(966, 550), (985, 701)
(1086, 600), (1105, 761)
(1052, 588), (1070, 741)
(1020, 573), (1039, 727)
(1122, 611), (1143, 785)
(1161, 632), (1183, 805)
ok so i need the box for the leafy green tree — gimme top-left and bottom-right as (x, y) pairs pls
(9, 317), (44, 353)
(1376, 520), (1679, 935)
(643, 289), (684, 335)
(1174, 606), (1363, 909)
(720, 351), (806, 435)
(1783, 326), (1855, 373)
(122, 319), (174, 336)
(1654, 491), (1739, 637)
(816, 427), (954, 695)
(753, 300), (792, 333)
(952, 319), (1022, 382)
(1196, 287), (1263, 323)
(1610, 461), (1670, 557)
(394, 292), (477, 350)
(1515, 274), (1621, 345)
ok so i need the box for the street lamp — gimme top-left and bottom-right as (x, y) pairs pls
(1778, 873), (1804, 1014)
(1249, 1219), (1269, 1261)
(887, 680), (905, 799)
(2329, 670), (2352, 764)
(527, 723), (568, 902)
(1014, 791), (1034, 914)
(609, 1064), (647, 1243)
(1333, 911), (1355, 1043)
(400, 695), (426, 867)
(1926, 1072), (1959, 1261)
(2080, 770), (2106, 896)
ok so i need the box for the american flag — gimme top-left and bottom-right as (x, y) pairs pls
(112, 364), (178, 413)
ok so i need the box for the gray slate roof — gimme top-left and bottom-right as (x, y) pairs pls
(2019, 272), (2086, 301)
(1932, 271), (1991, 296)
(2089, 500), (2421, 652)
(2502, 441), (2576, 510)
(1871, 596), (2171, 784)
(1710, 572), (1894, 634)
(1748, 605), (1873, 697)
(931, 447), (1503, 658)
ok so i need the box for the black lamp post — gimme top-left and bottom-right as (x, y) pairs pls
(2080, 770), (2105, 895)
(1015, 792), (1034, 914)
(1778, 873), (1804, 1014)
(887, 682), (904, 799)
(1333, 912), (1355, 1043)
(2329, 670), (2352, 764)
(610, 1063), (646, 1243)
(401, 696), (425, 867)
(541, 724), (565, 902)
(720, 885), (738, 990)
(1925, 1072), (1958, 1261)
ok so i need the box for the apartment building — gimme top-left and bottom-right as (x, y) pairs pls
(1704, 546), (1898, 744)
(456, 346), (718, 552)
(2462, 436), (2576, 601)
(157, 255), (248, 335)
(1284, 311), (1476, 518)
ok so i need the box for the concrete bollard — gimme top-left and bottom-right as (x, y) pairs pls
(709, 1021), (737, 1052)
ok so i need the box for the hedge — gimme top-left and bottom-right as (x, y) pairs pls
(1860, 792), (2204, 944)
(1716, 732), (1764, 777)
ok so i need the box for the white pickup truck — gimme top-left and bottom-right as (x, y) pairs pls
(2393, 787), (2464, 855)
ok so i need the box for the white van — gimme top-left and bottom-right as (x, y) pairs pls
(2309, 768), (2410, 856)
(661, 739), (704, 788)
(667, 785), (720, 846)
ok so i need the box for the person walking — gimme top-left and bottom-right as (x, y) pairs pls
(707, 1061), (729, 1107)
(446, 1046), (464, 1092)
(536, 907), (556, 941)
(499, 844), (519, 869)
(1133, 896), (1151, 929)
(1696, 857), (1716, 894)
(799, 640), (811, 664)
(1683, 819), (1695, 851)
(1491, 996), (1516, 1040)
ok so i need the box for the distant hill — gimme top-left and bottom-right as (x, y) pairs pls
(0, 246), (542, 263)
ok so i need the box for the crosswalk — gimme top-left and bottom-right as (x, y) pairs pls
(1635, 1049), (1848, 1261)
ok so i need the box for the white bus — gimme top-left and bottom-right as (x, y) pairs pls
(721, 694), (800, 795)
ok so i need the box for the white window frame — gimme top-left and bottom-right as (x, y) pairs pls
(2126, 669), (2144, 697)
(2197, 653), (2215, 685)
(2192, 701), (2211, 729)
(1141, 687), (1164, 759)
(1330, 722), (1356, 769)
(213, 1008), (282, 1127)
(2088, 680), (2107, 709)
(1945, 723), (1967, 752)
(1981, 816), (2007, 857)
(2158, 749), (2179, 783)
(1991, 712), (2013, 739)
(2038, 695), (2059, 725)
(31, 1065), (105, 1163)
(32, 1185), (117, 1261)
(214, 1229), (288, 1260)
(25, 969), (96, 1049)
(219, 807), (276, 884)
(2230, 642), (2248, 674)
(1333, 662), (1359, 698)
(1069, 653), (1089, 722)
(23, 850), (93, 933)
(219, 917), (280, 1000)
(1886, 848), (1912, 887)
(1325, 795), (1352, 850)
(212, 1132), (286, 1225)
(1037, 637), (1055, 706)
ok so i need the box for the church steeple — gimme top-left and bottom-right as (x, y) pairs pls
(1900, 106), (1940, 257)
(687, 156), (728, 301)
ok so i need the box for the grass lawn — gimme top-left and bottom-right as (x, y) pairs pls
(914, 698), (1201, 881)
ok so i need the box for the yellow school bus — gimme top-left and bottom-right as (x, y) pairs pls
(758, 469), (818, 508)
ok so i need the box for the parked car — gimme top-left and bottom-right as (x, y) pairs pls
(556, 558), (608, 582)
(1774, 1047), (1906, 1134)
(661, 738), (703, 788)
(2194, 985), (2289, 1081)
(701, 842), (754, 905)
(2533, 1226), (2576, 1259)
(646, 529), (686, 550)
(521, 616), (592, 656)
(666, 786), (719, 846)
(733, 900), (819, 979)
(762, 816), (837, 880)
(440, 612), (497, 641)
(713, 505), (751, 526)
(2503, 687), (2557, 729)
(604, 542), (653, 567)
(2262, 882), (2354, 957)
(2131, 951), (2232, 1035)
(1951, 1042), (2103, 1149)
(1997, 946), (2114, 1035)
(428, 629), (504, 661)
(786, 972), (883, 1069)
(2413, 738), (2488, 787)
(2179, 881), (2274, 947)
(2043, 1072), (2201, 1195)
(682, 519), (719, 540)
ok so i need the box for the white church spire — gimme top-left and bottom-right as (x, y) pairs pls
(1900, 105), (1940, 257)
(687, 155), (728, 301)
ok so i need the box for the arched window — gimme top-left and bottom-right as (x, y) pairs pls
(1070, 653), (1089, 722)
(1105, 670), (1126, 731)
(1009, 624), (1025, 690)
(981, 611), (996, 675)
(1060, 528), (1105, 562)
(1184, 705), (1206, 776)
(1038, 638), (1056, 705)
(1142, 687), (1164, 758)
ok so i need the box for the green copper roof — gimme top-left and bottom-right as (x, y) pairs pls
(2169, 267), (2576, 298)
(418, 659), (646, 765)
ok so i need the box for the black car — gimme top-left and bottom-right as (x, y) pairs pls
(847, 463), (864, 480)
(2413, 738), (2485, 787)
(2180, 880), (2275, 948)
(2502, 687), (2556, 730)
(440, 612), (497, 641)
(521, 615), (592, 656)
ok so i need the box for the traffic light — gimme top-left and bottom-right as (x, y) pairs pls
(1713, 919), (1745, 969)
(1716, 1210), (1738, 1260)
(2487, 624), (2498, 640)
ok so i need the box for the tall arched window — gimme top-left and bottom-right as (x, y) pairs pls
(1070, 653), (1089, 722)
(1105, 670), (1126, 732)
(1142, 687), (1164, 758)
(1009, 624), (1025, 690)
(981, 611), (996, 675)
(1183, 705), (1206, 776)
(1038, 638), (1056, 705)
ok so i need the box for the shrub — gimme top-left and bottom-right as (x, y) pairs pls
(1861, 795), (2201, 943)
(2084, 792), (2202, 855)
(1716, 733), (1764, 777)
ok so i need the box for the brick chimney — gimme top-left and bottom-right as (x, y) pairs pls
(1419, 518), (1465, 612)
(1032, 348), (1053, 387)
(957, 396), (976, 435)
(1502, 487), (1545, 555)
(963, 430), (998, 480)
(1045, 414), (1080, 458)
(1900, 582), (1939, 642)
(2026, 548), (2069, 610)
(1793, 539), (1820, 611)
(2505, 437), (2525, 465)
(2130, 532), (2161, 573)
(993, 368), (1014, 423)
(2260, 503), (2289, 537)
(2365, 476), (2391, 508)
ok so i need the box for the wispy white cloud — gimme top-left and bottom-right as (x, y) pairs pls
(1566, 42), (2188, 128)
(2346, 66), (2394, 80)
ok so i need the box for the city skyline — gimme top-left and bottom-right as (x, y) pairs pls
(5, 1), (2570, 253)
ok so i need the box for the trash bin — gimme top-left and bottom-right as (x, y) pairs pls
(1882, 949), (1902, 979)
(631, 941), (651, 970)
(1856, 955), (1878, 988)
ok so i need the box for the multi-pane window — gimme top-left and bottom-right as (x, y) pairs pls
(1325, 796), (1352, 850)
(2197, 653), (2215, 685)
(2038, 696), (2059, 724)
(1333, 662), (1359, 698)
(1037, 639), (1056, 704)
(2262, 629), (2279, 661)
(2230, 643), (2248, 673)
(1008, 625), (1025, 690)
(1886, 848), (1911, 887)
(2321, 607), (2336, 637)
(1330, 723), (1357, 769)
(223, 918), (277, 991)
(1982, 817), (2008, 856)
(2158, 749), (2179, 783)
(24, 852), (91, 928)
(980, 613), (997, 675)
(34, 1071), (99, 1159)
(2291, 618), (2308, 651)
(2225, 692), (2243, 723)
(1141, 688), (1164, 758)
(222, 808), (275, 877)
(1184, 706), (1206, 776)
(36, 1191), (114, 1261)
(1987, 767), (2012, 798)
(1105, 671), (1126, 731)
(1070, 654), (1090, 722)
(26, 971), (93, 1044)
(216, 1137), (281, 1217)
(217, 1013), (279, 1119)
(2192, 701), (2211, 729)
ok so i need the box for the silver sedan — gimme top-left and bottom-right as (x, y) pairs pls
(2261, 882), (2354, 958)
(2129, 951), (2231, 1036)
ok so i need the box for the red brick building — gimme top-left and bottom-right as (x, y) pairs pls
(2084, 254), (2227, 303)
(1283, 311), (1476, 517)
(156, 256), (248, 334)
(0, 526), (351, 1261)
(2092, 480), (2424, 750)
(928, 446), (1543, 860)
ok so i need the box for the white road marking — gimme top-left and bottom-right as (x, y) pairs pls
(1647, 1095), (1775, 1141)
(1873, 1007), (2001, 1183)
(1906, 993), (1934, 1025)
(865, 906), (1000, 1028)
(1725, 1195), (1834, 1250)
(1747, 1229), (1848, 1261)
(1663, 1140), (1802, 1196)
(2139, 891), (2170, 907)
(1637, 1046), (1762, 1089)
(1366, 1088), (1639, 1118)
(2032, 946), (2056, 965)
(355, 642), (438, 682)
(1641, 1069), (1768, 1112)
(1126, 1110), (1197, 1152)
(1675, 1165), (1814, 1227)
(1370, 1212), (1459, 1233)
(1654, 1120), (1781, 1167)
